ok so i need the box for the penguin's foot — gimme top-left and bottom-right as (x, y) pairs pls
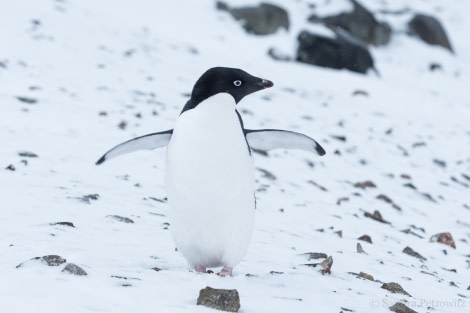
(217, 266), (232, 277)
(195, 266), (207, 273)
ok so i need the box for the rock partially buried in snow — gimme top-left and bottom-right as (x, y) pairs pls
(381, 282), (411, 296)
(308, 0), (392, 46)
(402, 246), (426, 261)
(62, 263), (87, 276)
(296, 29), (376, 74)
(389, 302), (418, 313)
(197, 286), (240, 312)
(216, 1), (289, 35)
(407, 13), (453, 53)
(106, 215), (134, 223)
(16, 255), (67, 268)
(430, 232), (456, 249)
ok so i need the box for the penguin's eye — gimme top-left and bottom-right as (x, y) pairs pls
(233, 80), (242, 87)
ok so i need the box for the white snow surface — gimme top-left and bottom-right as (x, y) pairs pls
(1, 0), (469, 312)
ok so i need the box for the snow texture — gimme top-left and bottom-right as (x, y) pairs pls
(1, 0), (469, 312)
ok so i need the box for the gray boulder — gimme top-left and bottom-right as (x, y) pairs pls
(308, 0), (391, 46)
(408, 13), (453, 53)
(296, 28), (377, 75)
(217, 1), (289, 35)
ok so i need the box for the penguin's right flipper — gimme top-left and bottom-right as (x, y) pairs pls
(245, 129), (325, 156)
(96, 129), (173, 165)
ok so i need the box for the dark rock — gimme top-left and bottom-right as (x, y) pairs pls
(376, 194), (401, 211)
(433, 159), (446, 168)
(408, 14), (453, 53)
(107, 215), (134, 224)
(358, 235), (372, 243)
(62, 263), (87, 276)
(402, 246), (426, 260)
(5, 164), (15, 171)
(76, 194), (100, 204)
(118, 120), (127, 130)
(267, 47), (292, 61)
(296, 29), (376, 74)
(151, 267), (161, 272)
(17, 255), (67, 268)
(308, 0), (392, 46)
(257, 168), (276, 180)
(302, 252), (328, 260)
(307, 180), (328, 192)
(304, 256), (333, 274)
(381, 282), (411, 296)
(430, 232), (456, 249)
(337, 197), (349, 205)
(352, 89), (369, 97)
(217, 1), (288, 35)
(354, 180), (376, 189)
(197, 286), (240, 312)
(18, 151), (38, 158)
(358, 272), (374, 281)
(389, 302), (417, 313)
(364, 210), (389, 224)
(16, 96), (38, 104)
(356, 243), (367, 254)
(50, 221), (75, 227)
(429, 62), (442, 71)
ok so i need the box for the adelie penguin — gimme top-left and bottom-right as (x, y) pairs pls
(96, 67), (325, 276)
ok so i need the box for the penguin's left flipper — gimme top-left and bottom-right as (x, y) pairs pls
(96, 129), (173, 165)
(244, 129), (325, 156)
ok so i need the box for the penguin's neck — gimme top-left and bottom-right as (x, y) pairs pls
(179, 93), (239, 129)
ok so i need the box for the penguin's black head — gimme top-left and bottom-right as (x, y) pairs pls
(189, 67), (273, 106)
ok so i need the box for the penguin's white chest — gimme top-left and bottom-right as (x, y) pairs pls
(165, 94), (255, 268)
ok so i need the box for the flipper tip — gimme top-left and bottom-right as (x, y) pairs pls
(316, 144), (326, 156)
(95, 155), (106, 165)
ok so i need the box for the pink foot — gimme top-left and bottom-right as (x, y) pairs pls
(195, 266), (206, 273)
(218, 266), (233, 277)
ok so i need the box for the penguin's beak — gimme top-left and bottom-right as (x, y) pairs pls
(257, 79), (274, 89)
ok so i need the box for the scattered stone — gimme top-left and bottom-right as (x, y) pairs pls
(337, 197), (349, 205)
(330, 135), (346, 142)
(309, 0), (391, 46)
(401, 228), (423, 239)
(335, 230), (343, 238)
(267, 47), (291, 61)
(354, 180), (377, 189)
(462, 173), (470, 182)
(16, 96), (38, 104)
(358, 235), (372, 243)
(407, 13), (453, 53)
(433, 159), (446, 168)
(400, 174), (412, 180)
(252, 148), (268, 156)
(430, 232), (456, 249)
(389, 302), (417, 313)
(62, 263), (87, 276)
(307, 180), (328, 191)
(376, 194), (401, 211)
(98, 111), (108, 116)
(111, 275), (141, 281)
(304, 256), (333, 274)
(17, 255), (67, 268)
(118, 120), (127, 130)
(197, 286), (240, 312)
(352, 90), (369, 97)
(429, 62), (442, 71)
(402, 246), (426, 260)
(18, 151), (38, 158)
(381, 282), (411, 296)
(107, 215), (134, 224)
(76, 194), (100, 204)
(296, 29), (376, 74)
(364, 210), (389, 224)
(356, 243), (367, 254)
(270, 270), (284, 275)
(257, 168), (276, 180)
(217, 1), (289, 35)
(50, 221), (75, 228)
(5, 164), (15, 171)
(358, 272), (374, 281)
(151, 267), (161, 272)
(302, 252), (328, 260)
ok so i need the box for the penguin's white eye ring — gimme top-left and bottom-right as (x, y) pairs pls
(233, 80), (242, 87)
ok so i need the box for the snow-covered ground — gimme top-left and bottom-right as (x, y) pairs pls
(1, 0), (469, 312)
